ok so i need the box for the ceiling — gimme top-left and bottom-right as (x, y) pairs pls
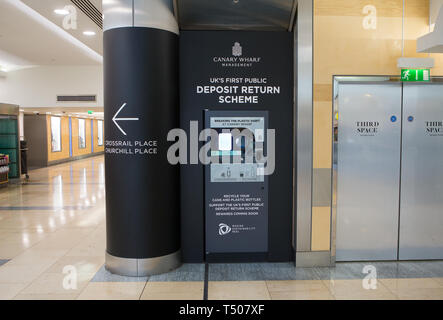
(0, 0), (298, 72)
(0, 0), (103, 71)
(177, 0), (297, 31)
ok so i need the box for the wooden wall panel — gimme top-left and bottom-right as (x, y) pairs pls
(311, 207), (331, 251)
(313, 0), (442, 171)
(314, 0), (403, 17)
(314, 0), (404, 169)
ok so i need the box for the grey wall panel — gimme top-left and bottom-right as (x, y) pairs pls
(296, 0), (313, 252)
(312, 168), (332, 207)
(23, 115), (48, 169)
(336, 83), (402, 261)
(399, 83), (443, 260)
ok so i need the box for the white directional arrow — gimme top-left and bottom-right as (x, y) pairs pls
(112, 103), (139, 136)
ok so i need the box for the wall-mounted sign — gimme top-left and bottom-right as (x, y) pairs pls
(180, 31), (294, 262)
(425, 121), (443, 137)
(356, 121), (380, 137)
(401, 69), (430, 82)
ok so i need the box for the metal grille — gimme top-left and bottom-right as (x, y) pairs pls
(57, 95), (97, 102)
(71, 0), (103, 29)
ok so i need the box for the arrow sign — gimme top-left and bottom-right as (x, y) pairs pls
(112, 103), (139, 136)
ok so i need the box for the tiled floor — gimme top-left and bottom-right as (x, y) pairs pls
(0, 156), (443, 300)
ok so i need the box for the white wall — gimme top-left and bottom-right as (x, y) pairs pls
(0, 65), (103, 108)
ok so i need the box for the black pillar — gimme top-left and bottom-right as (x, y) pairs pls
(103, 0), (180, 276)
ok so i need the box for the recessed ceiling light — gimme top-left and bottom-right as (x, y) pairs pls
(54, 9), (69, 15)
(83, 31), (96, 36)
(7, 0), (102, 64)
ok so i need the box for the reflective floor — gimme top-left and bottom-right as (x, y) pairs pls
(0, 156), (443, 300)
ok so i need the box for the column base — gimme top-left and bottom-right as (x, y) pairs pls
(105, 250), (181, 277)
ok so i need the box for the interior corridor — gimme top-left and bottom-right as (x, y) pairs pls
(1, 156), (443, 300)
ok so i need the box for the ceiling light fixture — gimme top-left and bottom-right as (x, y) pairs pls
(54, 9), (69, 15)
(6, 0), (102, 64)
(83, 31), (96, 36)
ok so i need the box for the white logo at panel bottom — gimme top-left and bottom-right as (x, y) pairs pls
(218, 223), (232, 236)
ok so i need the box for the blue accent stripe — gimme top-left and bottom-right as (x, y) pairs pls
(91, 119), (94, 153)
(69, 117), (73, 157)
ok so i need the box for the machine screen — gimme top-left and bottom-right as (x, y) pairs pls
(209, 117), (265, 183)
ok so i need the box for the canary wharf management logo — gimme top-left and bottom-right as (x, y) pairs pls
(232, 42), (242, 56)
(212, 42), (261, 68)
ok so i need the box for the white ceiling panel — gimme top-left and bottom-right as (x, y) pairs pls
(0, 0), (103, 70)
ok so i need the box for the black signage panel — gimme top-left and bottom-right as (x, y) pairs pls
(180, 31), (294, 262)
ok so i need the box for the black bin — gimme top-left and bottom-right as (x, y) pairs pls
(20, 140), (28, 178)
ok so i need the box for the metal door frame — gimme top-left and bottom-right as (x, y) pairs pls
(331, 76), (443, 264)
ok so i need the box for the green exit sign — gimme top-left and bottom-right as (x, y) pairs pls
(88, 111), (93, 115)
(401, 69), (430, 82)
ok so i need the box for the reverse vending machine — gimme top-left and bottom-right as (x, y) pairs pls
(204, 111), (269, 261)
